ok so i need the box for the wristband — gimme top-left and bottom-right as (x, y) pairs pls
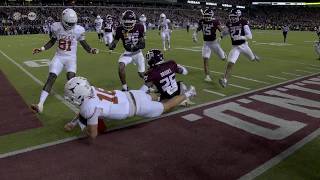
(40, 47), (45, 51)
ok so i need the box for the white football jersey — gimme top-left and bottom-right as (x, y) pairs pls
(159, 19), (171, 32)
(80, 87), (130, 122)
(139, 16), (147, 23)
(51, 22), (85, 57)
(94, 18), (104, 30)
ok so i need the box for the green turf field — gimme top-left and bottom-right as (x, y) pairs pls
(0, 29), (319, 179)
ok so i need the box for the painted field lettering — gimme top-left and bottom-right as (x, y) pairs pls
(203, 102), (306, 140)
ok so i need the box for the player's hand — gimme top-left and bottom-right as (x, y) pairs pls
(90, 48), (99, 54)
(32, 48), (42, 55)
(64, 122), (76, 132)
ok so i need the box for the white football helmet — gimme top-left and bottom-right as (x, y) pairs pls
(97, 15), (101, 19)
(160, 13), (166, 20)
(61, 8), (78, 30)
(64, 77), (93, 106)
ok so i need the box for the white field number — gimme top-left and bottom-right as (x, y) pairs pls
(24, 59), (50, 67)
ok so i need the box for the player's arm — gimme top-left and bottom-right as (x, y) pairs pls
(32, 37), (57, 54)
(79, 40), (99, 54)
(131, 37), (145, 51)
(109, 28), (120, 50)
(234, 25), (252, 40)
(176, 64), (188, 75)
(139, 81), (153, 93)
(84, 108), (103, 140)
(192, 22), (202, 42)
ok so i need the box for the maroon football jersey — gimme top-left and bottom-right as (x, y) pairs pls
(226, 19), (248, 45)
(144, 60), (180, 98)
(114, 23), (145, 52)
(197, 19), (220, 41)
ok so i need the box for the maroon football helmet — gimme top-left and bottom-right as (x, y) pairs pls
(122, 10), (136, 30)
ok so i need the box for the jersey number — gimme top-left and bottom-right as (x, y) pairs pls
(230, 28), (242, 38)
(160, 74), (178, 95)
(203, 24), (213, 36)
(58, 39), (71, 51)
(96, 88), (118, 104)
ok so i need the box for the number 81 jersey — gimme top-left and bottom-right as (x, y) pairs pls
(51, 22), (86, 56)
(197, 19), (221, 41)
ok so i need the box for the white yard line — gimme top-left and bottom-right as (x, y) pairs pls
(203, 89), (226, 97)
(229, 83), (251, 90)
(282, 72), (302, 77)
(295, 69), (314, 74)
(267, 75), (287, 80)
(0, 50), (78, 113)
(184, 65), (269, 85)
(175, 47), (202, 52)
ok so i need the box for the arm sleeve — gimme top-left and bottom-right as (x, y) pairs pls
(177, 64), (188, 75)
(244, 25), (252, 40)
(114, 27), (121, 41)
(87, 108), (103, 125)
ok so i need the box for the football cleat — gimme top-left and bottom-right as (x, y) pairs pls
(30, 103), (43, 114)
(253, 54), (260, 62)
(204, 75), (212, 82)
(219, 78), (228, 88)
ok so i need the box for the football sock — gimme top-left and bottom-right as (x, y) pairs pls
(39, 90), (49, 105)
(122, 84), (128, 91)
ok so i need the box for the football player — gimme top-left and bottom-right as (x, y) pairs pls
(109, 10), (146, 91)
(94, 15), (104, 42)
(282, 25), (289, 43)
(139, 14), (147, 34)
(44, 17), (54, 38)
(316, 26), (320, 60)
(219, 9), (259, 88)
(103, 15), (114, 47)
(63, 76), (196, 140)
(193, 8), (226, 82)
(30, 8), (98, 113)
(140, 49), (189, 101)
(159, 13), (172, 51)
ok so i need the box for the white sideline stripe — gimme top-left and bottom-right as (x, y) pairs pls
(296, 69), (313, 74)
(0, 50), (78, 113)
(203, 89), (226, 97)
(0, 72), (318, 167)
(267, 75), (287, 80)
(0, 137), (79, 158)
(239, 128), (320, 180)
(229, 83), (251, 90)
(184, 65), (269, 84)
(282, 72), (302, 77)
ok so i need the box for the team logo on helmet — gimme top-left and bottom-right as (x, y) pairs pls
(203, 9), (214, 21)
(229, 9), (241, 23)
(146, 49), (164, 67)
(122, 10), (136, 31)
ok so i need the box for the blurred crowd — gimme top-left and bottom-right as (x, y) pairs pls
(0, 5), (318, 36)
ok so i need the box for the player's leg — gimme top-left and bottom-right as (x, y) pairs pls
(133, 52), (145, 79)
(103, 32), (108, 46)
(212, 40), (227, 61)
(31, 56), (63, 113)
(131, 86), (196, 118)
(118, 54), (132, 91)
(202, 42), (212, 81)
(161, 31), (166, 51)
(241, 42), (259, 61)
(283, 32), (287, 43)
(166, 32), (171, 50)
(219, 46), (240, 88)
